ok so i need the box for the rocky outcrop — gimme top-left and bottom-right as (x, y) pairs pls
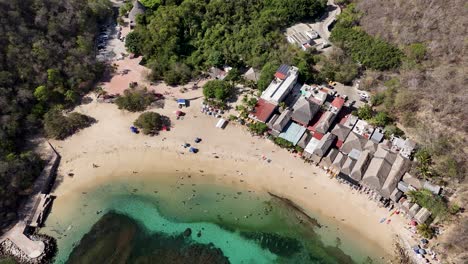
(0, 234), (56, 264)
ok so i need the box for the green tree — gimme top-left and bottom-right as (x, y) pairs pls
(257, 62), (279, 92)
(417, 224), (434, 239)
(331, 5), (403, 70)
(370, 112), (391, 127)
(225, 68), (241, 83)
(33, 85), (49, 102)
(356, 105), (373, 120)
(43, 110), (95, 140)
(134, 112), (167, 135)
(203, 80), (232, 102)
(115, 89), (156, 112)
(125, 31), (142, 54)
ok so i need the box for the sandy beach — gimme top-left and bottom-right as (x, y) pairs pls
(43, 10), (413, 261)
(48, 92), (409, 258)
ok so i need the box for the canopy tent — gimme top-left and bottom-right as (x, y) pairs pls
(177, 99), (187, 106)
(216, 118), (227, 129)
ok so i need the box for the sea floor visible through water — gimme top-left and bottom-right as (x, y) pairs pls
(40, 173), (388, 264)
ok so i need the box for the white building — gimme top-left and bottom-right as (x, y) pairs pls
(260, 65), (299, 104)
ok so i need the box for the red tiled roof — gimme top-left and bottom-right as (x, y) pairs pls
(251, 99), (276, 123)
(339, 114), (349, 125)
(274, 72), (287, 80)
(313, 132), (324, 140)
(335, 139), (344, 148)
(307, 111), (324, 132)
(331, 97), (345, 109)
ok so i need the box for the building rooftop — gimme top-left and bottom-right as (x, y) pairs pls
(353, 119), (375, 139)
(362, 147), (398, 191)
(315, 111), (336, 134)
(291, 97), (320, 126)
(244, 67), (260, 82)
(330, 97), (345, 112)
(269, 109), (292, 133)
(250, 99), (276, 123)
(331, 123), (351, 142)
(370, 128), (385, 143)
(129, 1), (146, 24)
(275, 64), (290, 80)
(342, 114), (358, 129)
(279, 121), (307, 146)
(261, 66), (298, 104)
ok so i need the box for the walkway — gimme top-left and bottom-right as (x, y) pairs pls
(310, 0), (341, 42)
(0, 142), (59, 259)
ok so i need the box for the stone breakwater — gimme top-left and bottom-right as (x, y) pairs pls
(0, 234), (56, 264)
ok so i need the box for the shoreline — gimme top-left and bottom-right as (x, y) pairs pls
(43, 95), (406, 260)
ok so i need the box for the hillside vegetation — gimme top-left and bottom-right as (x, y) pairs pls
(0, 0), (112, 230)
(126, 0), (327, 85)
(332, 1), (467, 261)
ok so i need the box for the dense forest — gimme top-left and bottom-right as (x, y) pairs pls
(125, 0), (327, 85)
(0, 0), (112, 230)
(330, 1), (467, 262)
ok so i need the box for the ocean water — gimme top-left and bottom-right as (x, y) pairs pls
(40, 175), (386, 264)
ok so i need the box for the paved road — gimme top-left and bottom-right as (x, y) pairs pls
(311, 0), (341, 42)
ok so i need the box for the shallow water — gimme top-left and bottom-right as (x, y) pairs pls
(41, 175), (385, 264)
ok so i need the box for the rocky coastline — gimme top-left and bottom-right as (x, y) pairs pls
(0, 234), (56, 264)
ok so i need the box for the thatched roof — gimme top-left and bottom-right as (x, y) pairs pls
(341, 132), (367, 155)
(313, 132), (336, 157)
(271, 109), (292, 133)
(129, 1), (146, 22)
(321, 148), (338, 168)
(350, 150), (371, 182)
(380, 155), (411, 198)
(315, 111), (336, 134)
(340, 156), (356, 176)
(291, 97), (320, 126)
(244, 67), (260, 82)
(361, 147), (397, 191)
(402, 173), (422, 189)
(331, 123), (351, 142)
(331, 151), (346, 171)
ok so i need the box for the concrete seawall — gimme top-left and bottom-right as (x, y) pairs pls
(0, 142), (60, 260)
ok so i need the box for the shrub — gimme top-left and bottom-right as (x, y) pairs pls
(370, 93), (385, 106)
(274, 137), (294, 149)
(408, 189), (449, 220)
(331, 5), (403, 70)
(356, 104), (373, 120)
(134, 112), (169, 135)
(406, 43), (427, 62)
(125, 31), (142, 54)
(370, 111), (391, 127)
(384, 124), (404, 138)
(115, 89), (156, 112)
(248, 122), (268, 135)
(417, 224), (434, 239)
(44, 109), (95, 139)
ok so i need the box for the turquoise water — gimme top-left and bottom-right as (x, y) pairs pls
(41, 175), (385, 263)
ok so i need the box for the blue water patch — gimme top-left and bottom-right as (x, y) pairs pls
(106, 195), (278, 263)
